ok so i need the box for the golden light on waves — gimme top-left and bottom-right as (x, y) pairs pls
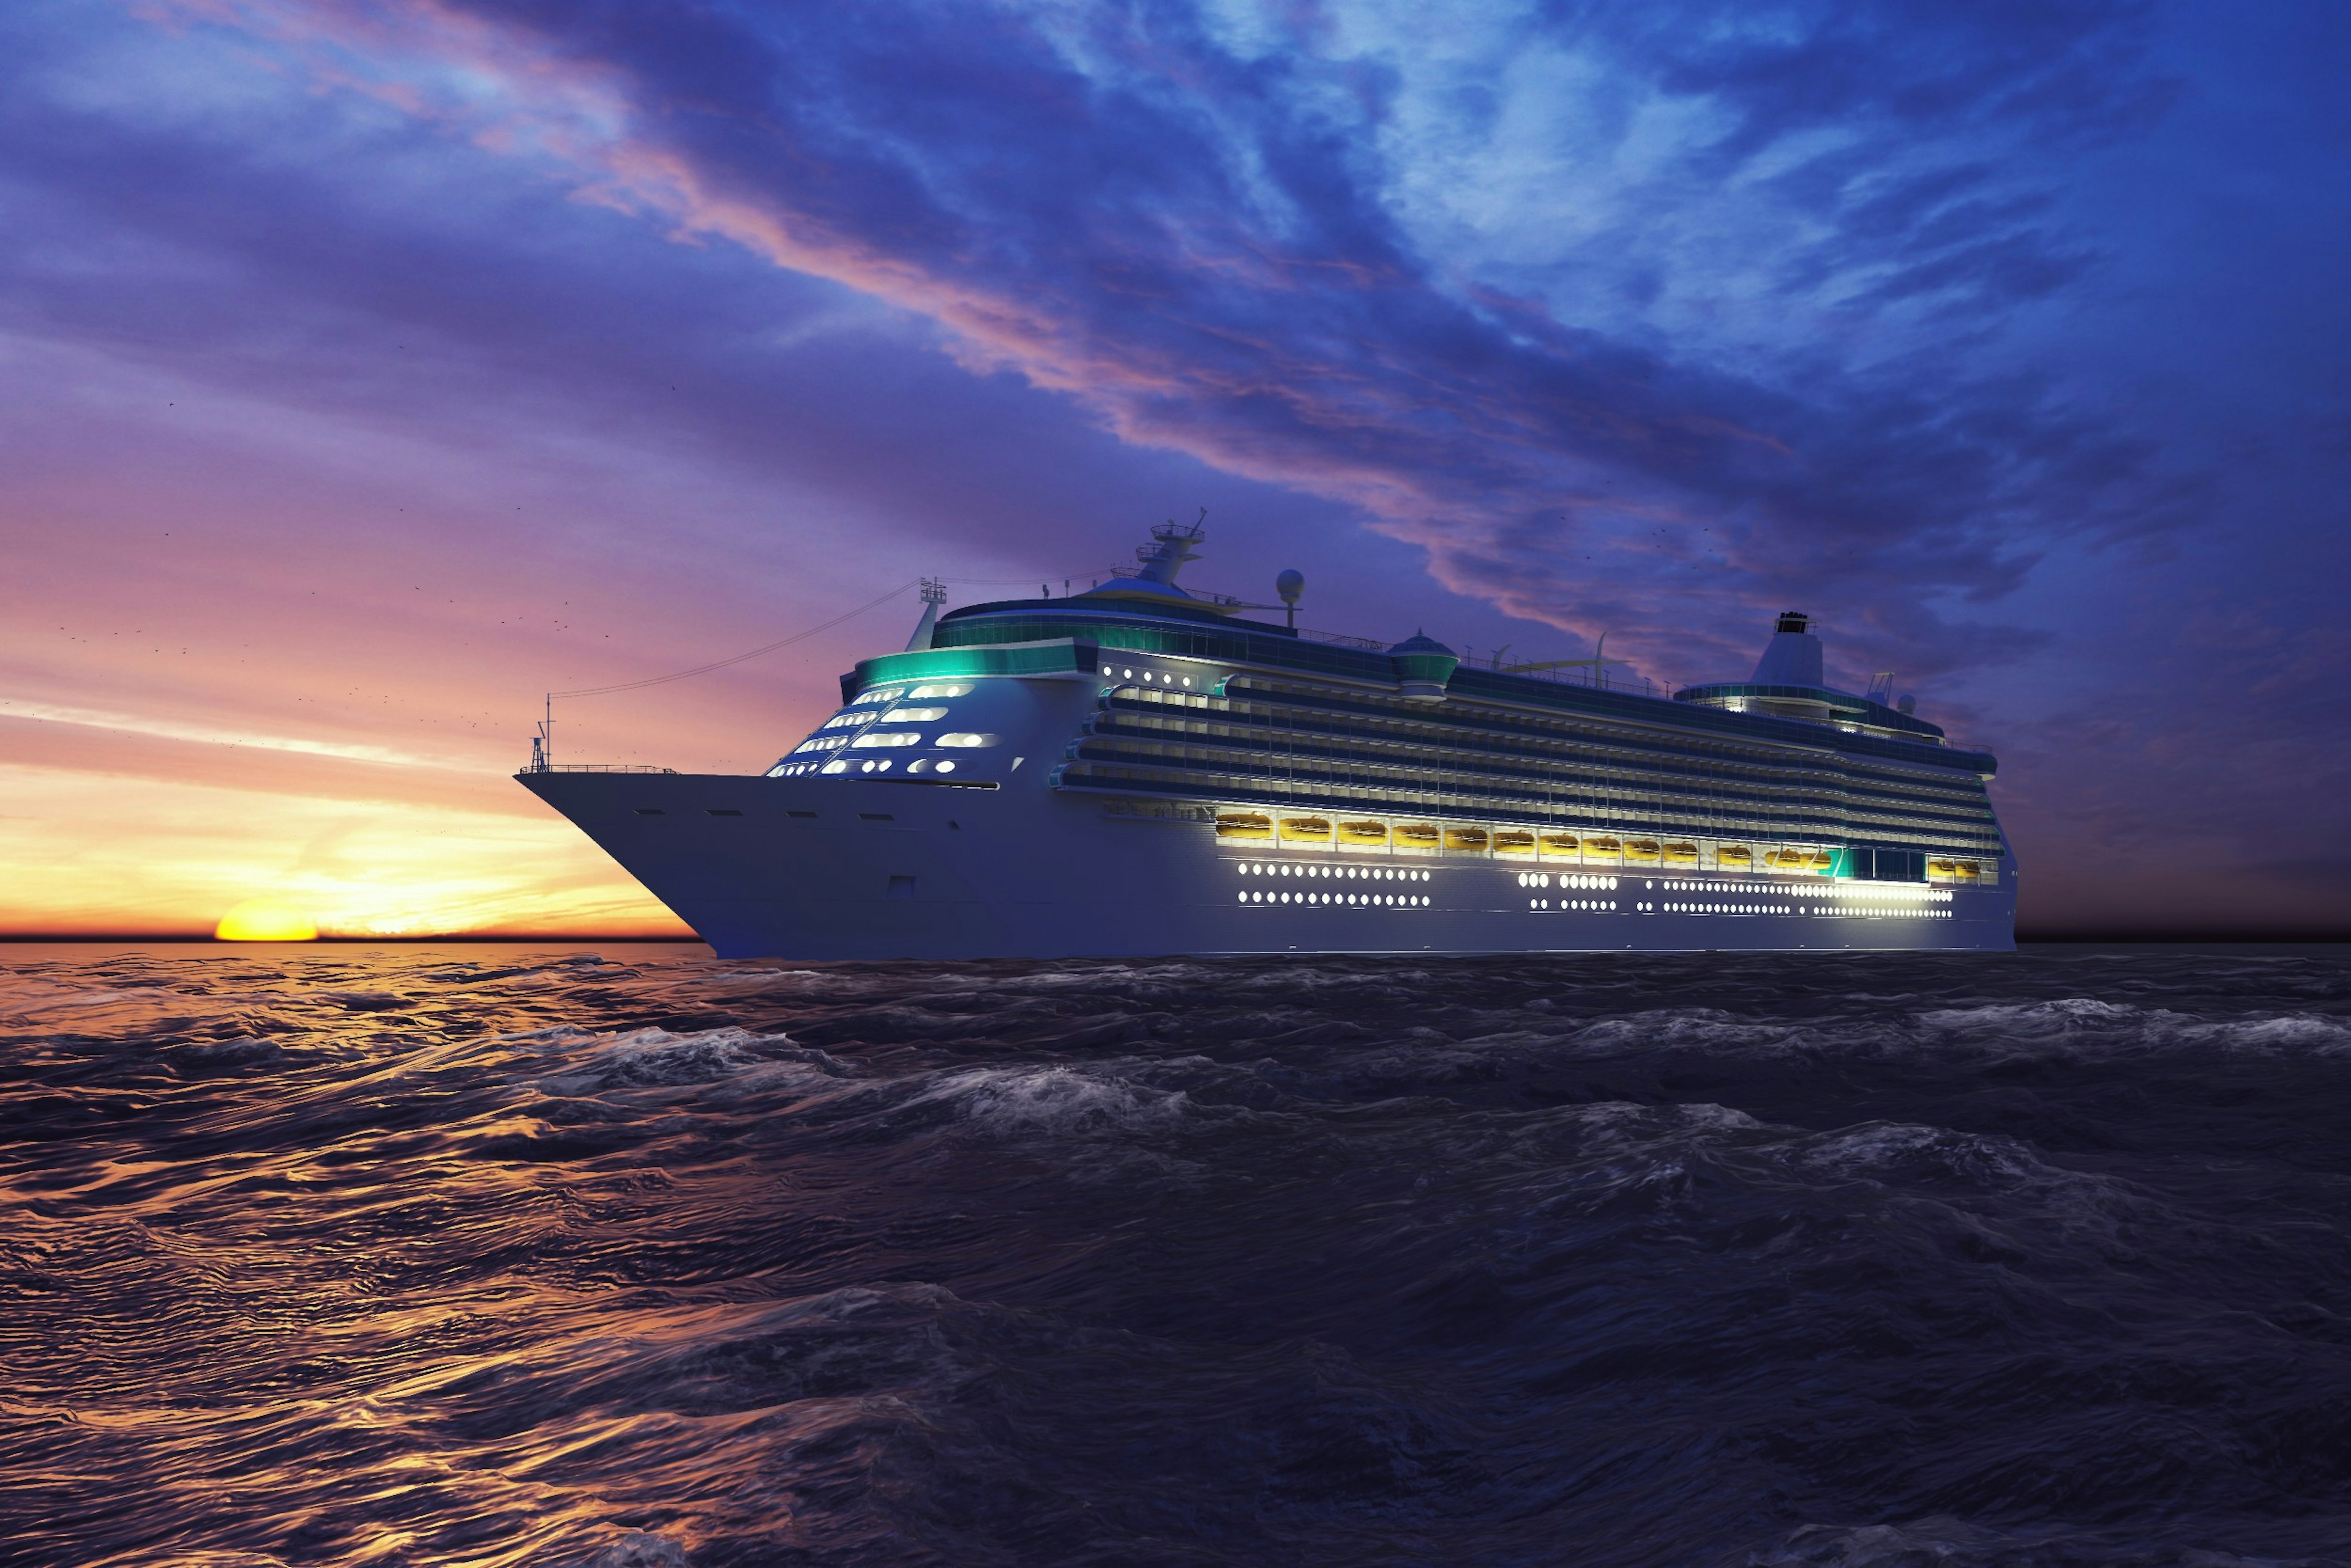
(214, 898), (320, 942)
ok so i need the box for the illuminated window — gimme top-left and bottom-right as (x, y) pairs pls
(906, 683), (973, 699)
(936, 732), (999, 748)
(851, 732), (921, 748)
(880, 706), (949, 723)
(934, 760), (956, 773)
(820, 760), (848, 774)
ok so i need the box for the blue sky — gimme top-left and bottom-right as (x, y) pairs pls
(2, 0), (2345, 934)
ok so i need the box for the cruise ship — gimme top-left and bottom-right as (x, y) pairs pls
(521, 522), (2014, 958)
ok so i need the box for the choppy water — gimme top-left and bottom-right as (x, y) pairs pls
(5, 944), (2351, 1567)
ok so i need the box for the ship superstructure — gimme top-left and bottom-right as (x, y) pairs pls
(522, 522), (2014, 958)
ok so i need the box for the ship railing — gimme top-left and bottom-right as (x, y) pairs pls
(1296, 628), (1390, 651)
(1295, 626), (1670, 697)
(541, 763), (680, 774)
(1494, 664), (1668, 700)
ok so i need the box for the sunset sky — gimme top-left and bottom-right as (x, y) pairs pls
(5, 0), (2347, 938)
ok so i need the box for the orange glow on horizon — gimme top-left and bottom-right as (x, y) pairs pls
(214, 898), (318, 942)
(0, 762), (698, 940)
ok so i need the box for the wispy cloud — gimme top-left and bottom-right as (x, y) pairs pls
(135, 0), (2185, 685)
(0, 697), (446, 768)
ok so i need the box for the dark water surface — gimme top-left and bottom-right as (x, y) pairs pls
(5, 943), (2351, 1567)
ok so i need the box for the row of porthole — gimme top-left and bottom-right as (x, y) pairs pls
(1516, 872), (1619, 890)
(1242, 890), (1429, 907)
(1528, 899), (1617, 911)
(847, 681), (972, 708)
(1659, 880), (1956, 903)
(1828, 909), (1954, 919)
(1237, 863), (1431, 882)
(816, 757), (962, 776)
(1665, 902), (1793, 915)
(1103, 665), (1196, 688)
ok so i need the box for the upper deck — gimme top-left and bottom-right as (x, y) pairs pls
(848, 596), (1998, 780)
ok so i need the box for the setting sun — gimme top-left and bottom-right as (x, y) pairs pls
(214, 898), (318, 942)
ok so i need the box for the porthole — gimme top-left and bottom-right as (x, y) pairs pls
(934, 760), (956, 773)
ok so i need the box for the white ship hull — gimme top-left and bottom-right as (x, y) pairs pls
(524, 527), (2017, 961)
(521, 769), (2017, 960)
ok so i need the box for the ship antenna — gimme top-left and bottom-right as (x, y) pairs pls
(530, 692), (552, 773)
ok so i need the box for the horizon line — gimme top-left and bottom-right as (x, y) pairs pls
(1, 932), (2345, 947)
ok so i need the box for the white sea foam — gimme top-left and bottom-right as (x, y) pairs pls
(580, 1530), (691, 1567)
(530, 1026), (847, 1095)
(909, 1063), (1191, 1136)
(1920, 998), (2351, 1057)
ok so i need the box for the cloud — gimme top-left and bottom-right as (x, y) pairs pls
(132, 0), (2188, 693)
(0, 697), (447, 767)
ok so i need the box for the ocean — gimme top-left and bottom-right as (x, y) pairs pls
(4, 943), (2349, 1567)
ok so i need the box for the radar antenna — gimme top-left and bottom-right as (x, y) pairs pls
(906, 577), (948, 651)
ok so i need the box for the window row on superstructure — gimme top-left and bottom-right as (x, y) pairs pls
(1064, 677), (2003, 857)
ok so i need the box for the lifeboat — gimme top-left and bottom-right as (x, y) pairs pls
(1929, 858), (1957, 881)
(1717, 845), (1753, 869)
(1584, 836), (1622, 860)
(1662, 841), (1698, 866)
(1539, 833), (1581, 859)
(1278, 815), (1333, 843)
(1624, 839), (1662, 865)
(1393, 822), (1441, 849)
(1443, 826), (1490, 852)
(1492, 830), (1537, 856)
(1954, 860), (1981, 882)
(1338, 819), (1389, 846)
(1809, 850), (1835, 873)
(1216, 811), (1272, 840)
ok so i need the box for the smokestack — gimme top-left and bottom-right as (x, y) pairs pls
(1751, 611), (1824, 687)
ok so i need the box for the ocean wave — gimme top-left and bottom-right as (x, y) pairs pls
(5, 943), (2349, 1566)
